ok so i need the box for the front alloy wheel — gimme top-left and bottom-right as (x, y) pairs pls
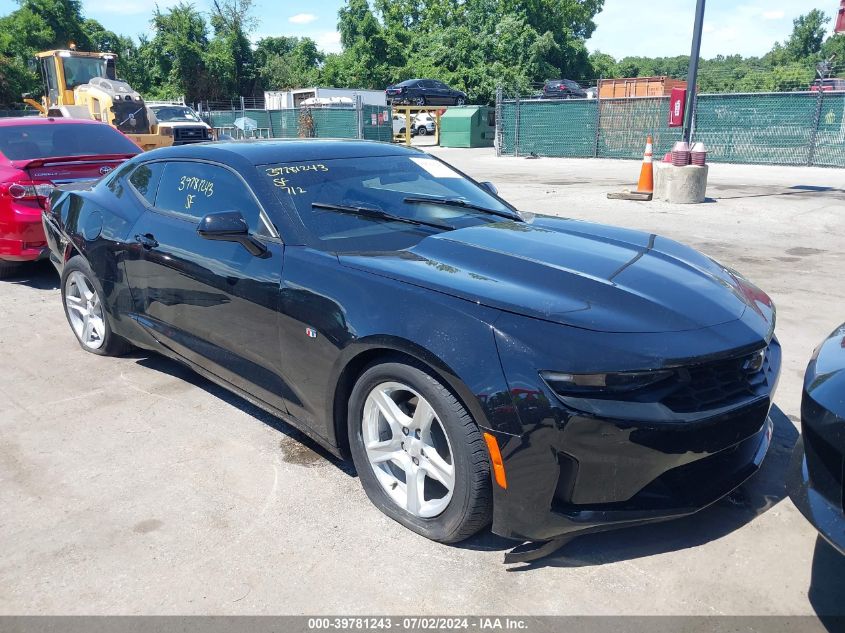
(362, 382), (455, 517)
(349, 361), (492, 543)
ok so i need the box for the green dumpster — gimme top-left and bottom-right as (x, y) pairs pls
(439, 106), (495, 148)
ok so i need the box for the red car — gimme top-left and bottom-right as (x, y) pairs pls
(0, 117), (140, 277)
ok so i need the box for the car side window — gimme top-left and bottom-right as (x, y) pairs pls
(154, 161), (274, 236)
(128, 162), (164, 205)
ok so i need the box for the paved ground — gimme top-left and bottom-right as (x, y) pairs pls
(1, 148), (845, 618)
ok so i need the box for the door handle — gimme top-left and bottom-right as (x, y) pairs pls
(135, 233), (159, 249)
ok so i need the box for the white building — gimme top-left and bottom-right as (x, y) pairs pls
(265, 87), (387, 109)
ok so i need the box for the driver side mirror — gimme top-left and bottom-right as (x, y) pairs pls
(197, 211), (268, 257)
(480, 181), (498, 195)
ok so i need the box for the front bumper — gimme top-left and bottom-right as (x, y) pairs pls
(490, 408), (773, 541)
(788, 437), (845, 555)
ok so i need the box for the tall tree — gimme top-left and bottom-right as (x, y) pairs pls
(255, 36), (323, 90)
(208, 0), (257, 97)
(143, 3), (210, 101)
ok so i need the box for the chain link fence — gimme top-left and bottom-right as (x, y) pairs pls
(497, 90), (845, 168)
(200, 102), (393, 142)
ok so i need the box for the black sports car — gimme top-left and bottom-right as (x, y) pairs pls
(789, 323), (845, 554)
(542, 79), (588, 99)
(385, 79), (467, 106)
(42, 140), (780, 561)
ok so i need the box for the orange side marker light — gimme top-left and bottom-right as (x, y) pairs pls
(483, 432), (508, 489)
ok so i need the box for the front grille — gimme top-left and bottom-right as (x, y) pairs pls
(662, 346), (774, 413)
(803, 422), (845, 511)
(174, 127), (208, 143)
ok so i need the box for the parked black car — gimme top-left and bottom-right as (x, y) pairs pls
(43, 139), (780, 561)
(386, 79), (467, 106)
(789, 323), (845, 554)
(543, 79), (588, 99)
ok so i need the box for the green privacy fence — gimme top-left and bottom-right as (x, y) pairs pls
(206, 105), (393, 141)
(498, 91), (845, 168)
(0, 110), (40, 118)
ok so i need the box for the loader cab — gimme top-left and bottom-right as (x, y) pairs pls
(35, 50), (117, 107)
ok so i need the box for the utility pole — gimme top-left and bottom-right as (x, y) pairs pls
(683, 0), (706, 143)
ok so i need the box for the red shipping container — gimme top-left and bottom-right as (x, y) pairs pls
(668, 87), (687, 128)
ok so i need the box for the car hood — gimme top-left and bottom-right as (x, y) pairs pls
(339, 216), (760, 334)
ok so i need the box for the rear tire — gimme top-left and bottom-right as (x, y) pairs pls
(414, 96), (426, 106)
(417, 126), (427, 136)
(0, 260), (18, 279)
(348, 360), (492, 543)
(61, 256), (132, 356)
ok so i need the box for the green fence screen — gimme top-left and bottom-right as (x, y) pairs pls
(207, 106), (392, 141)
(499, 92), (845, 168)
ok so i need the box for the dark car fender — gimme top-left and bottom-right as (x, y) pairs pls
(276, 246), (523, 457)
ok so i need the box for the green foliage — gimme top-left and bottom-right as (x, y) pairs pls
(0, 0), (842, 108)
(322, 0), (603, 104)
(256, 36), (324, 90)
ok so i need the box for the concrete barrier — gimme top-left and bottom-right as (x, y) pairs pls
(654, 163), (709, 204)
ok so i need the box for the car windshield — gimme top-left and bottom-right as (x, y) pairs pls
(0, 123), (139, 160)
(152, 106), (202, 122)
(261, 154), (518, 252)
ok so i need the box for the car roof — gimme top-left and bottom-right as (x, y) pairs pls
(140, 138), (424, 166)
(0, 117), (110, 128)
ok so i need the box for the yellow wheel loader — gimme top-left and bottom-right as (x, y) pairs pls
(23, 49), (172, 151)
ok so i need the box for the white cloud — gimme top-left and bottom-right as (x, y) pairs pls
(316, 31), (342, 53)
(289, 13), (318, 25)
(762, 10), (786, 20)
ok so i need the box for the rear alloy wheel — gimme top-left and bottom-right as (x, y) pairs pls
(61, 256), (131, 356)
(349, 361), (492, 543)
(414, 96), (426, 106)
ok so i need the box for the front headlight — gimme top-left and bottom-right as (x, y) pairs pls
(160, 127), (173, 136)
(540, 369), (674, 396)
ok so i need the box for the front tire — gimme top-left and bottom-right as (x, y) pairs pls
(417, 126), (428, 136)
(456, 97), (466, 106)
(61, 256), (132, 356)
(348, 360), (492, 543)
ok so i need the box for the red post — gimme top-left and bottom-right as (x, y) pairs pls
(836, 0), (845, 34)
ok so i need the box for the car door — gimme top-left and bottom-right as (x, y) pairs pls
(122, 159), (292, 414)
(428, 80), (447, 104)
(416, 80), (436, 104)
(435, 81), (454, 104)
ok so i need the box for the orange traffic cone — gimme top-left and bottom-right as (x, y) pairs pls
(636, 135), (654, 194)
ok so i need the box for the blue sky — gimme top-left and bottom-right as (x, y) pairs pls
(0, 0), (838, 57)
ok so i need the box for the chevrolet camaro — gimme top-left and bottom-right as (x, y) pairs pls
(43, 140), (781, 562)
(789, 322), (845, 554)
